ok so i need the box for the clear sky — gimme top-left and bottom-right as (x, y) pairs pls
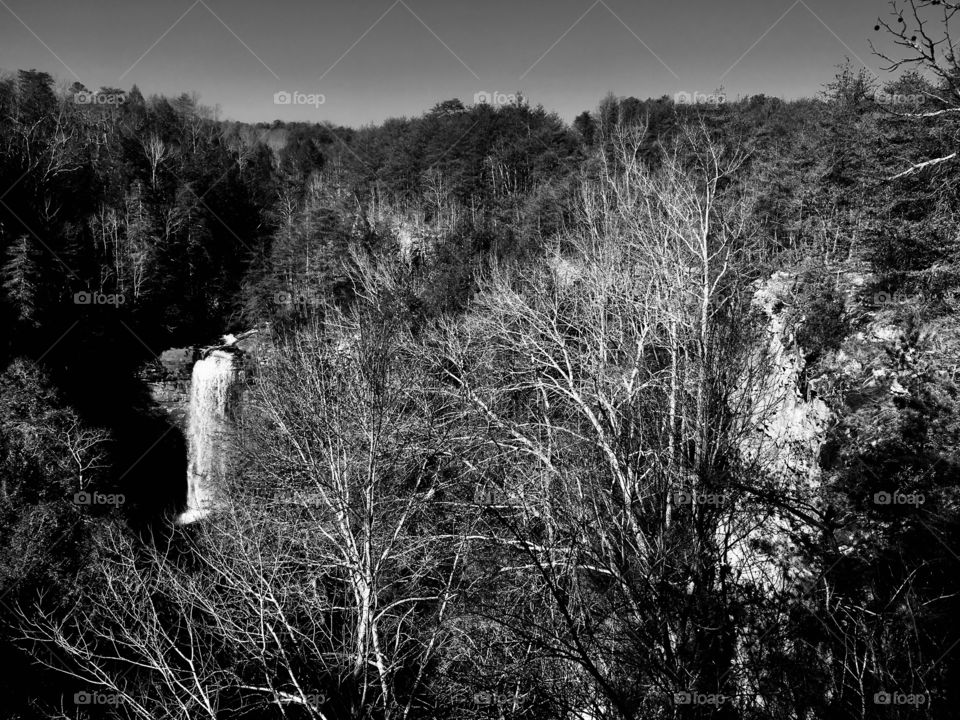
(0, 0), (898, 126)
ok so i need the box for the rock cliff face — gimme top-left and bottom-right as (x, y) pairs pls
(144, 333), (267, 427)
(724, 272), (835, 594)
(143, 347), (199, 432)
(729, 262), (956, 583)
(748, 271), (833, 488)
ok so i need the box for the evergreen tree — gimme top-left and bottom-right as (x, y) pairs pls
(1, 235), (40, 326)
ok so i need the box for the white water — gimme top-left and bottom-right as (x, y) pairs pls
(177, 349), (238, 524)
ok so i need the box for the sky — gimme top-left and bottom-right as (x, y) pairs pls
(0, 0), (902, 126)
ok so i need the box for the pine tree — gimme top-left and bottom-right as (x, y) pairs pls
(2, 235), (39, 326)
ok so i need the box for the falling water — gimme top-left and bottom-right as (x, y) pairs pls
(177, 349), (239, 524)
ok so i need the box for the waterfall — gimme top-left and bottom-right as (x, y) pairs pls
(178, 349), (239, 524)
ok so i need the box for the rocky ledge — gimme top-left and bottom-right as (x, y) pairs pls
(140, 329), (265, 431)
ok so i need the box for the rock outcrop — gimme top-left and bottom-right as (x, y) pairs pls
(727, 271), (834, 594)
(747, 271), (832, 487)
(142, 347), (199, 432)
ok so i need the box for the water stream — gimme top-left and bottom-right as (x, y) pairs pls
(178, 349), (239, 524)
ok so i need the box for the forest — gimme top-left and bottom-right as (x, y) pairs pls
(1, 2), (960, 718)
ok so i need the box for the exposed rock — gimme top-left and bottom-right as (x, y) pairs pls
(745, 271), (831, 489)
(232, 328), (268, 357)
(159, 347), (198, 377)
(141, 347), (199, 432)
(147, 379), (192, 431)
(725, 271), (837, 596)
(140, 329), (267, 438)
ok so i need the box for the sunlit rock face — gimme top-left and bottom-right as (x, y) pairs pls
(726, 271), (833, 593)
(392, 217), (442, 264)
(749, 271), (832, 487)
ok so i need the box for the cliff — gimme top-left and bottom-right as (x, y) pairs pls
(141, 347), (198, 432)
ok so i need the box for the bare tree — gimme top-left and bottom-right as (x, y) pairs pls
(871, 0), (960, 176)
(61, 416), (109, 492)
(142, 133), (169, 188)
(428, 124), (798, 719)
(240, 266), (485, 718)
